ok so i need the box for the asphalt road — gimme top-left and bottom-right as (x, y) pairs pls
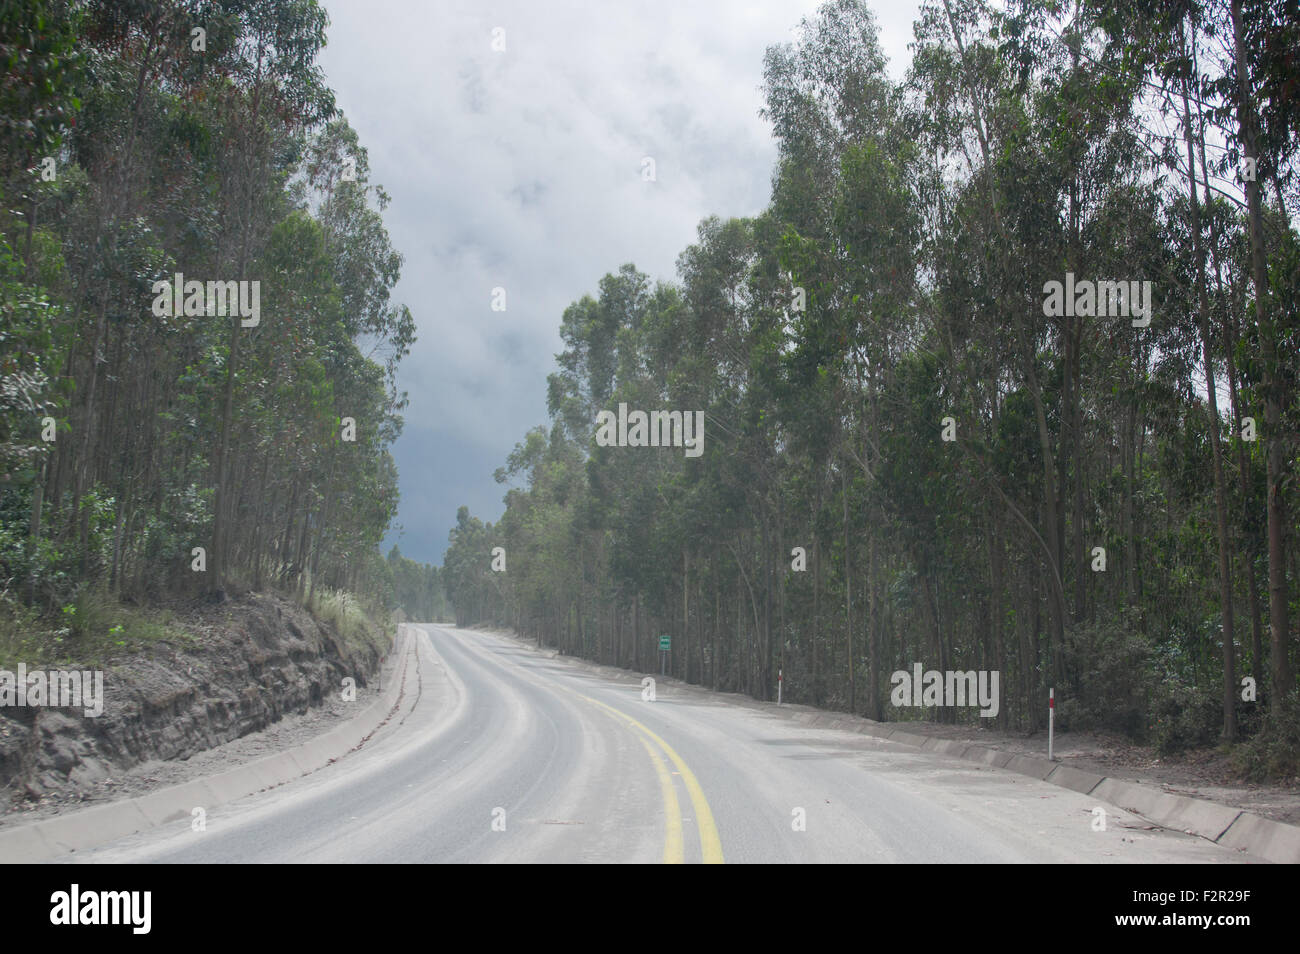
(72, 624), (1249, 863)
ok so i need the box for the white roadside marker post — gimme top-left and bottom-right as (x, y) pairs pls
(778, 668), (783, 705)
(1048, 687), (1055, 761)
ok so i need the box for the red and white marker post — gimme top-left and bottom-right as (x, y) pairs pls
(1048, 687), (1055, 761)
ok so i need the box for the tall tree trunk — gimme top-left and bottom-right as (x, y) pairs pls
(1231, 0), (1293, 714)
(843, 464), (854, 713)
(1180, 56), (1236, 739)
(812, 535), (820, 706)
(866, 531), (879, 720)
(683, 549), (690, 683)
(988, 503), (1006, 727)
(1197, 100), (1268, 697)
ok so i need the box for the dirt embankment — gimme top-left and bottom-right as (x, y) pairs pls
(0, 592), (390, 815)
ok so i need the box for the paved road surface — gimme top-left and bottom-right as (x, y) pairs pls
(71, 624), (1248, 863)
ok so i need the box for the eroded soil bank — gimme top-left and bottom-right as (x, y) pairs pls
(0, 591), (390, 816)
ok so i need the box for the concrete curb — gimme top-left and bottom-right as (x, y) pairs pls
(1045, 764), (1104, 795)
(1091, 778), (1243, 842)
(1004, 754), (1057, 780)
(795, 711), (1296, 863)
(0, 626), (411, 864)
(1217, 812), (1300, 864)
(964, 746), (1014, 768)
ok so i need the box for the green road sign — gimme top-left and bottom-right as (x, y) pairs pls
(658, 635), (671, 651)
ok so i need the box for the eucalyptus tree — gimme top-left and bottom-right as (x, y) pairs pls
(0, 0), (415, 633)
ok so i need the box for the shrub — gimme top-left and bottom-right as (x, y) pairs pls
(1061, 611), (1152, 735)
(1147, 680), (1221, 755)
(1231, 703), (1300, 782)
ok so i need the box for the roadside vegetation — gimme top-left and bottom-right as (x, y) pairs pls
(0, 3), (442, 672)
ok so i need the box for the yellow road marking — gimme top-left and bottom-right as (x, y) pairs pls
(575, 691), (725, 865)
(635, 733), (684, 864)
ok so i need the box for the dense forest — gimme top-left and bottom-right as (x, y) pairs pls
(444, 0), (1300, 776)
(387, 545), (449, 623)
(0, 1), (442, 653)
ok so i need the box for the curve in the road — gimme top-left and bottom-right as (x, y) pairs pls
(69, 624), (1251, 865)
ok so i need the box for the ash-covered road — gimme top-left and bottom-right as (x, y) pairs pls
(72, 625), (1247, 864)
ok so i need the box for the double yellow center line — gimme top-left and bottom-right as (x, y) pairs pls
(571, 691), (724, 865)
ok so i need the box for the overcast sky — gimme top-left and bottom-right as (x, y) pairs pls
(317, 0), (923, 566)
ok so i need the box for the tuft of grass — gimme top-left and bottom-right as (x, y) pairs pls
(308, 587), (387, 657)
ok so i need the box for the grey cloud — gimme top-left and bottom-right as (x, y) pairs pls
(318, 0), (920, 563)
